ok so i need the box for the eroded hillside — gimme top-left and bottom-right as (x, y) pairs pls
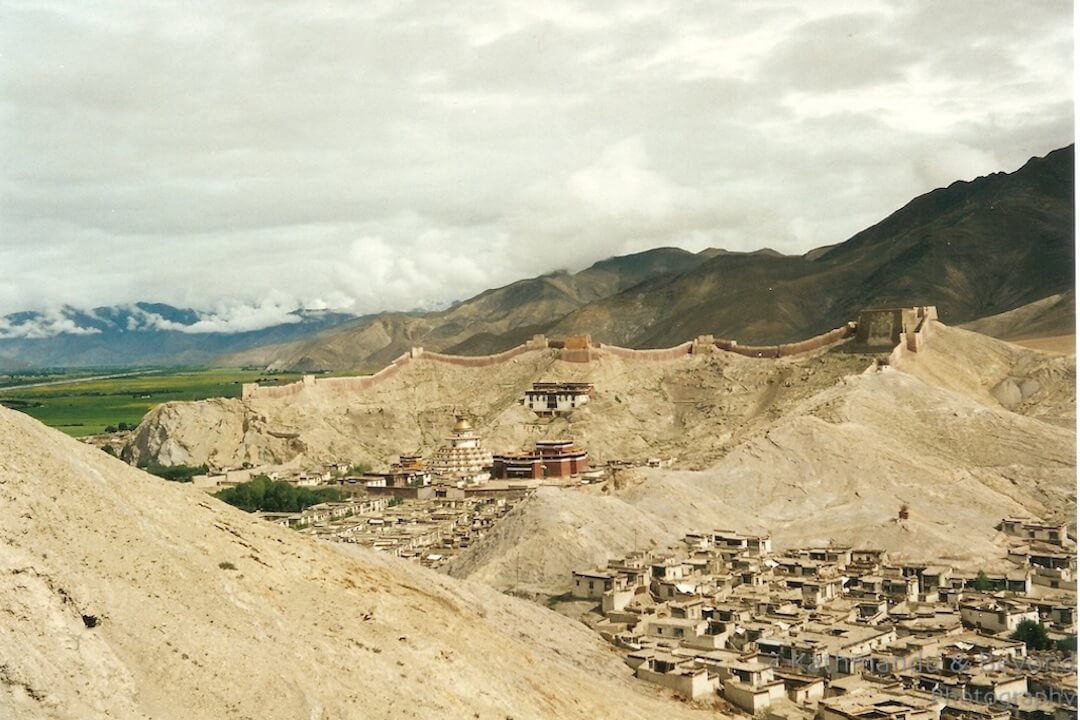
(447, 326), (1076, 596)
(125, 342), (874, 470)
(0, 406), (716, 719)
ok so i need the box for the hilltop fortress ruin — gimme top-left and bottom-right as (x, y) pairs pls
(241, 306), (938, 401)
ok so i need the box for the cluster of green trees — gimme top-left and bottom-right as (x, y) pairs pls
(139, 462), (209, 482)
(104, 421), (136, 433)
(214, 475), (343, 513)
(1011, 619), (1076, 652)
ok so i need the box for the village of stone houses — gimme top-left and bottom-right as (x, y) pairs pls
(157, 307), (1079, 720)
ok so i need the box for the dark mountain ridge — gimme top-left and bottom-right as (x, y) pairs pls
(546, 145), (1074, 348)
(1, 146), (1072, 370)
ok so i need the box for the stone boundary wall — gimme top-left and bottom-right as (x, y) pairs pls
(240, 344), (544, 400)
(559, 348), (597, 363)
(415, 343), (534, 368)
(314, 352), (413, 393)
(598, 341), (694, 361)
(715, 323), (856, 359)
(241, 377), (307, 401)
(885, 307), (938, 365)
(240, 312), (932, 400)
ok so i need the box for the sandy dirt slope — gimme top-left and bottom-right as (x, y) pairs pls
(896, 324), (1075, 427)
(126, 344), (871, 471)
(449, 326), (1075, 596)
(960, 291), (1074, 346)
(0, 406), (720, 720)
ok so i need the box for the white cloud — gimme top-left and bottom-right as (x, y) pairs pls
(0, 311), (102, 340)
(125, 302), (304, 335)
(569, 138), (686, 218)
(0, 0), (1071, 320)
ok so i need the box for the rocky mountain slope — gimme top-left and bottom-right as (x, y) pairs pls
(220, 246), (709, 371)
(960, 290), (1074, 347)
(123, 323), (1075, 601)
(125, 336), (874, 471)
(5, 147), (1071, 373)
(547, 146), (1074, 347)
(447, 326), (1075, 596)
(232, 145), (1073, 371)
(0, 303), (355, 369)
(0, 405), (716, 719)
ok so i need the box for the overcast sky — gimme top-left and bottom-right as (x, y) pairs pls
(0, 0), (1073, 331)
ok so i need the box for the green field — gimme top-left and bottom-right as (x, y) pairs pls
(0, 368), (304, 437)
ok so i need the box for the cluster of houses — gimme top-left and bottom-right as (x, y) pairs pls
(262, 495), (518, 569)
(569, 521), (1076, 720)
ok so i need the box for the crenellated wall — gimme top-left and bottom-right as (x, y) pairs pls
(239, 309), (934, 401)
(598, 341), (694, 361)
(314, 352), (412, 393)
(715, 323), (856, 359)
(883, 306), (938, 365)
(414, 343), (534, 367)
(241, 375), (311, 401)
(241, 344), (544, 400)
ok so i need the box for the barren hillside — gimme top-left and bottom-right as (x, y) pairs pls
(447, 326), (1075, 596)
(548, 147), (1074, 348)
(0, 405), (717, 719)
(225, 146), (1074, 372)
(125, 341), (872, 470)
(220, 247), (708, 371)
(960, 291), (1075, 354)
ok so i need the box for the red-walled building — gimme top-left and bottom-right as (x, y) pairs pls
(492, 439), (589, 479)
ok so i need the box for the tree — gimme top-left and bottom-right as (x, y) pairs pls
(104, 425), (118, 433)
(138, 462), (208, 483)
(214, 475), (342, 513)
(349, 462), (372, 476)
(1056, 635), (1077, 653)
(1011, 619), (1052, 651)
(972, 570), (993, 592)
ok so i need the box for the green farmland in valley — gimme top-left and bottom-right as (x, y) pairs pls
(0, 368), (304, 437)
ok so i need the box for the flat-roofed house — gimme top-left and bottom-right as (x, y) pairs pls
(959, 599), (1039, 634)
(626, 650), (718, 700)
(818, 689), (944, 720)
(721, 660), (787, 714)
(572, 569), (626, 599)
(523, 382), (593, 416)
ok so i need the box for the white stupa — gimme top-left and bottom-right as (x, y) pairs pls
(429, 416), (492, 486)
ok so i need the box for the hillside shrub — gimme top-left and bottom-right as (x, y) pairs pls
(214, 475), (343, 513)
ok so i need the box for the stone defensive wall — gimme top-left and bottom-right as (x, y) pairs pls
(413, 343), (535, 368)
(714, 323), (856, 359)
(313, 352), (413, 393)
(884, 306), (938, 365)
(598, 341), (695, 361)
(241, 341), (547, 401)
(239, 308), (937, 400)
(240, 378), (307, 401)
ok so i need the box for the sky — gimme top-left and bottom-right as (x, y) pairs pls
(0, 0), (1073, 334)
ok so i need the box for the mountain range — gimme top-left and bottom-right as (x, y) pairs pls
(1, 145), (1073, 371)
(227, 144), (1075, 371)
(0, 304), (353, 369)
